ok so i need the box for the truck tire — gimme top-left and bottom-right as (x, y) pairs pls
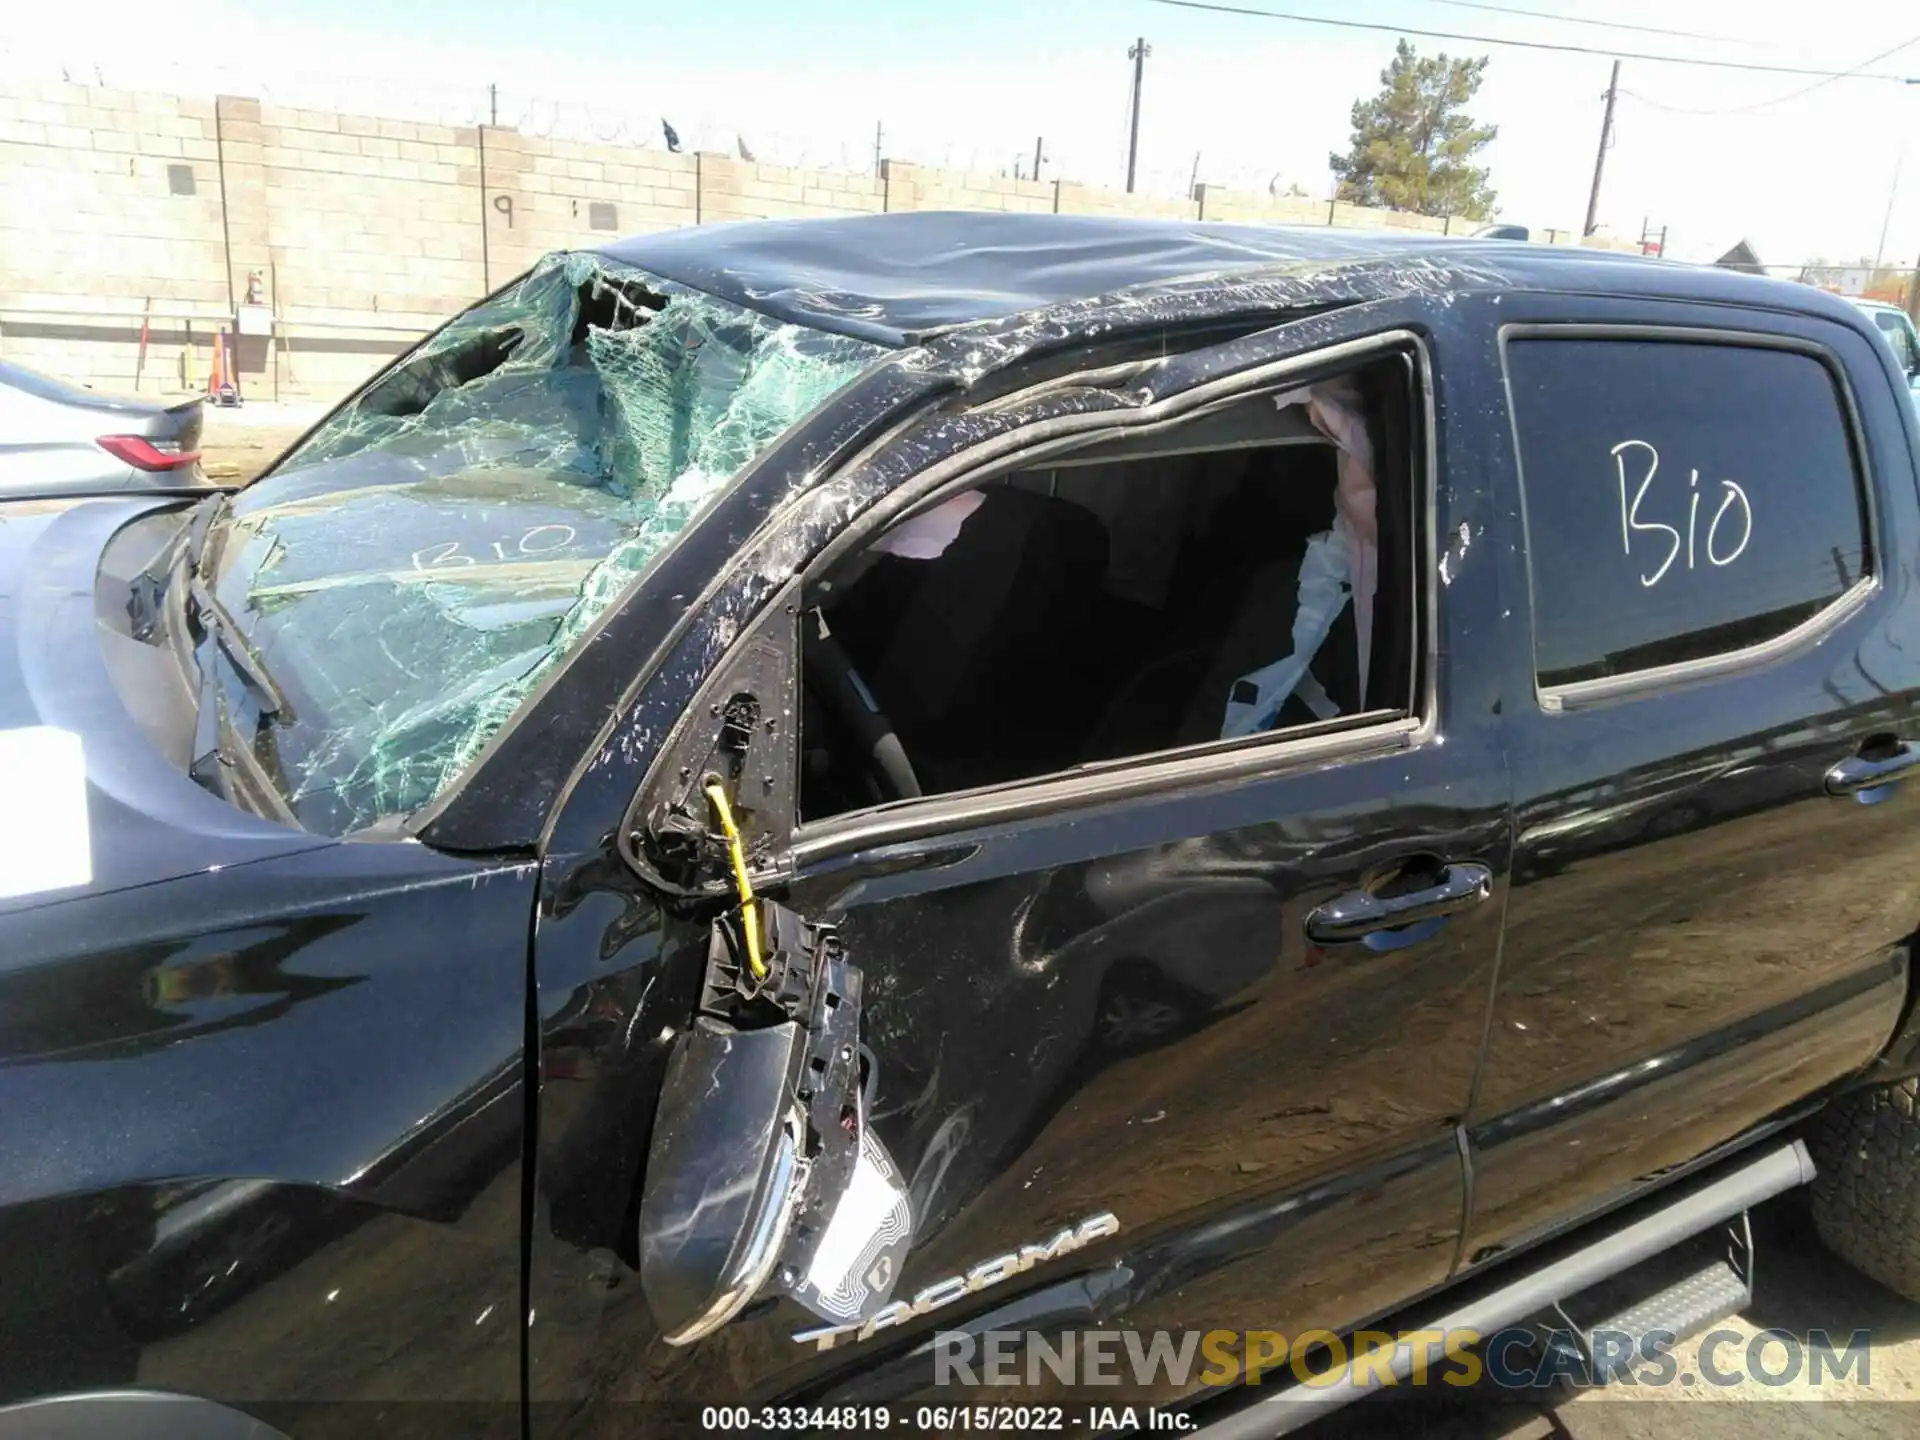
(1810, 1077), (1920, 1301)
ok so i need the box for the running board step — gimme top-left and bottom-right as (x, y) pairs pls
(1529, 1213), (1755, 1385)
(1190, 1139), (1813, 1439)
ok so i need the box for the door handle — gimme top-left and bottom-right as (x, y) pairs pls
(1305, 862), (1493, 945)
(1826, 742), (1920, 798)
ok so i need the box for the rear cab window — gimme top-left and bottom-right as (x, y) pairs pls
(1504, 335), (1870, 699)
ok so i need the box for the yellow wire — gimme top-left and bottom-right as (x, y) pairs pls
(704, 780), (767, 979)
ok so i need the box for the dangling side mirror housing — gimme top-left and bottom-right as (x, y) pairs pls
(639, 1017), (809, 1344)
(638, 902), (914, 1346)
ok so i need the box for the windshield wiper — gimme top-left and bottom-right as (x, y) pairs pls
(129, 492), (226, 640)
(167, 493), (288, 720)
(183, 633), (298, 827)
(188, 575), (286, 718)
(160, 495), (300, 824)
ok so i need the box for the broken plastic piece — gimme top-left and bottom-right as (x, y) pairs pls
(785, 1121), (913, 1325)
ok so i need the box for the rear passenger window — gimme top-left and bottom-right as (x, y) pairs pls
(1507, 338), (1868, 690)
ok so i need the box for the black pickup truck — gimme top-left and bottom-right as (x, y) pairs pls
(4, 213), (1920, 1438)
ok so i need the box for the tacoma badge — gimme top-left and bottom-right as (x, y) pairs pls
(791, 1211), (1121, 1351)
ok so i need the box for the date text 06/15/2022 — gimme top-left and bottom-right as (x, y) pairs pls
(697, 1405), (1195, 1432)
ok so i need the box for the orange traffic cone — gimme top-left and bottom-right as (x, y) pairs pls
(208, 327), (241, 407)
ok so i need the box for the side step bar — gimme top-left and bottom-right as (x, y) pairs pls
(1530, 1211), (1755, 1384)
(1191, 1139), (1815, 1439)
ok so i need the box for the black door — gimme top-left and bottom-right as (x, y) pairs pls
(1462, 298), (1920, 1265)
(540, 301), (1518, 1422)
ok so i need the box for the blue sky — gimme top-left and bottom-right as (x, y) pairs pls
(8, 0), (1919, 268)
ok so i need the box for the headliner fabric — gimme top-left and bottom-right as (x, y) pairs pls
(595, 211), (1489, 346)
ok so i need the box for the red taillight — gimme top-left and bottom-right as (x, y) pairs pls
(97, 434), (201, 472)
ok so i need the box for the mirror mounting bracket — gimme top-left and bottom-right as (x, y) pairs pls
(622, 590), (801, 898)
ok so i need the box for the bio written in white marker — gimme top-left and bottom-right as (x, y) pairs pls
(0, 726), (91, 900)
(1612, 439), (1752, 588)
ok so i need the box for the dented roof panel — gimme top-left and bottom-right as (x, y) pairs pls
(595, 213), (1481, 345)
(593, 211), (1859, 348)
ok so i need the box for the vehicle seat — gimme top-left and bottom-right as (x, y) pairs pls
(831, 485), (1111, 794)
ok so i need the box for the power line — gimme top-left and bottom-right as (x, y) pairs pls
(1419, 0), (1746, 46)
(1619, 30), (1920, 115)
(1145, 0), (1920, 82)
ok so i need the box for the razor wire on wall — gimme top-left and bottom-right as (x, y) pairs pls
(6, 53), (1323, 195)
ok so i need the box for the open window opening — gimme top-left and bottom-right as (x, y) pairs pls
(798, 350), (1421, 823)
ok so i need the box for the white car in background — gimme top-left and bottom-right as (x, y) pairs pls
(0, 361), (207, 498)
(1852, 299), (1920, 416)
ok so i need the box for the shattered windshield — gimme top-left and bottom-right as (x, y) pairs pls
(201, 253), (884, 835)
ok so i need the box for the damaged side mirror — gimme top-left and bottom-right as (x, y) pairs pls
(639, 1017), (808, 1343)
(638, 900), (912, 1345)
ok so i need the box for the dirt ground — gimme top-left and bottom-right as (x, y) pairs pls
(197, 401), (323, 483)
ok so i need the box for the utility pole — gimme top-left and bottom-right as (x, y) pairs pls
(1584, 60), (1620, 238)
(1033, 136), (1045, 181)
(1874, 146), (1905, 275)
(1188, 151), (1201, 199)
(1903, 82), (1920, 322)
(874, 122), (884, 176)
(1126, 37), (1151, 193)
(489, 83), (498, 127)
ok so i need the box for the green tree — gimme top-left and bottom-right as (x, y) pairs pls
(1330, 40), (1499, 221)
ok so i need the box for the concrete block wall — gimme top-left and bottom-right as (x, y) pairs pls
(252, 101), (490, 396)
(258, 103), (485, 322)
(1336, 200), (1450, 233)
(0, 82), (229, 391)
(482, 130), (697, 283)
(1054, 182), (1199, 220)
(0, 80), (1653, 404)
(698, 155), (883, 226)
(882, 161), (1053, 215)
(1192, 188), (1327, 226)
(1194, 189), (1456, 233)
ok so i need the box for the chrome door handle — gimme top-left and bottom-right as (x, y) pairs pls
(1304, 862), (1493, 945)
(1827, 743), (1920, 798)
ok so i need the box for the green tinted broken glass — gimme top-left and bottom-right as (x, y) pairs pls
(206, 253), (884, 834)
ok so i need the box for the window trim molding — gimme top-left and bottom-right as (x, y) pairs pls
(791, 715), (1420, 870)
(786, 328), (1439, 871)
(1497, 322), (1882, 715)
